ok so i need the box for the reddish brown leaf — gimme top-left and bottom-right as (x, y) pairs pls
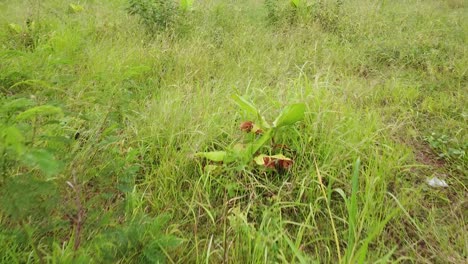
(240, 121), (254, 132)
(278, 159), (293, 169)
(263, 157), (276, 168)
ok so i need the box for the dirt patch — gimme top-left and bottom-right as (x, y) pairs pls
(412, 140), (446, 168)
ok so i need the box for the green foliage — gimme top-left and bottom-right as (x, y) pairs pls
(0, 174), (59, 221)
(425, 132), (466, 161)
(265, 0), (344, 32)
(180, 0), (194, 12)
(196, 95), (305, 171)
(273, 103), (306, 127)
(0, 98), (64, 178)
(15, 105), (63, 121)
(127, 0), (179, 32)
(94, 214), (181, 263)
(265, 0), (299, 25)
(4, 17), (41, 50)
(344, 158), (360, 262)
(68, 3), (85, 14)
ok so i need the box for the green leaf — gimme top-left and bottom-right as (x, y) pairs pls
(68, 3), (84, 13)
(8, 23), (23, 34)
(273, 103), (305, 128)
(158, 235), (182, 248)
(231, 94), (271, 128)
(249, 129), (273, 156)
(143, 241), (165, 263)
(254, 154), (292, 165)
(2, 126), (25, 154)
(231, 94), (259, 119)
(195, 151), (226, 162)
(23, 149), (61, 177)
(180, 0), (194, 11)
(16, 105), (63, 121)
(346, 157), (361, 262)
(290, 0), (301, 8)
(0, 98), (34, 114)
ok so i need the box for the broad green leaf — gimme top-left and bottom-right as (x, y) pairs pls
(231, 94), (259, 119)
(2, 126), (25, 154)
(16, 105), (63, 121)
(23, 149), (61, 177)
(231, 94), (271, 128)
(273, 103), (305, 128)
(195, 151), (226, 162)
(249, 129), (273, 155)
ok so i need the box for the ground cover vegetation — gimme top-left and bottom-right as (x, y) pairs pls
(0, 0), (466, 263)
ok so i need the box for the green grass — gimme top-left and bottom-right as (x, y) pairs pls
(0, 0), (466, 263)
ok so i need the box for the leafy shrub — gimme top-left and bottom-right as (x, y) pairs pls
(265, 0), (343, 31)
(127, 0), (179, 32)
(0, 97), (68, 262)
(265, 0), (302, 25)
(5, 19), (38, 50)
(94, 214), (181, 263)
(424, 132), (466, 162)
(0, 98), (64, 179)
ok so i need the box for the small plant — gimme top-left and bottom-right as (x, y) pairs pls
(196, 94), (305, 172)
(6, 19), (37, 50)
(68, 3), (84, 14)
(127, 0), (179, 32)
(94, 214), (181, 263)
(424, 132), (466, 160)
(0, 97), (67, 263)
(265, 0), (299, 25)
(179, 0), (194, 12)
(0, 98), (64, 179)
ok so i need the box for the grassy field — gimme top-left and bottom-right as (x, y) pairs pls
(0, 0), (466, 263)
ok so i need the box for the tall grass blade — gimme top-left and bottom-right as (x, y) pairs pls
(345, 157), (360, 262)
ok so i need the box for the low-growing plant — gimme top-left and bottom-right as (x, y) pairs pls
(265, 0), (344, 32)
(0, 97), (64, 179)
(6, 19), (38, 50)
(179, 0), (194, 12)
(127, 0), (179, 32)
(265, 0), (303, 25)
(196, 94), (305, 172)
(0, 97), (68, 263)
(93, 214), (181, 263)
(424, 132), (466, 161)
(68, 3), (85, 14)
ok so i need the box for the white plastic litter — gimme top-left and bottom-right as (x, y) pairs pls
(426, 177), (448, 188)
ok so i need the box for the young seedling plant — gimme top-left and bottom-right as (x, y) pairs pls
(196, 94), (305, 172)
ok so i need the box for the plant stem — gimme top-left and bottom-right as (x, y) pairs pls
(313, 156), (342, 263)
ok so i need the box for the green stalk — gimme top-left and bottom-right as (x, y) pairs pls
(346, 157), (360, 262)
